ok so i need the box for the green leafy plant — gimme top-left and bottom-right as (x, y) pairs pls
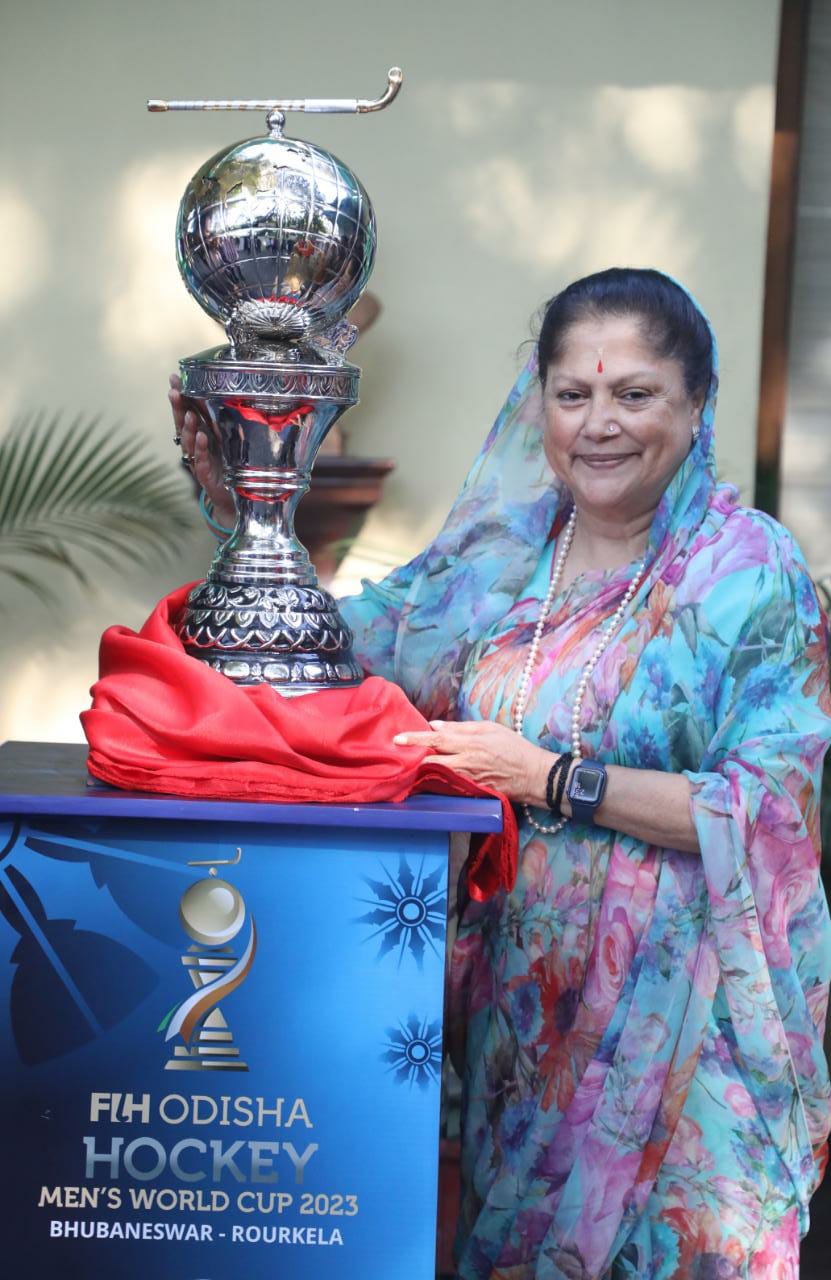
(0, 411), (197, 606)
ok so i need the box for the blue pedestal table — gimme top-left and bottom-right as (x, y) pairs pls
(0, 740), (502, 1278)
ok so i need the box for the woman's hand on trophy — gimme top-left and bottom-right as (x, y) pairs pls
(169, 374), (236, 529)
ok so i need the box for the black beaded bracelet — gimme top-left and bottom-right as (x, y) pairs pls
(545, 752), (573, 817)
(553, 752), (573, 817)
(545, 755), (567, 811)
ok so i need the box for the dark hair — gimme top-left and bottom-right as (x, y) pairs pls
(536, 267), (714, 402)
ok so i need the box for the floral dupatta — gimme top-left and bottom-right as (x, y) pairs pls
(340, 317), (831, 1269)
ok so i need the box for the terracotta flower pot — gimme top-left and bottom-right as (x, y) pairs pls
(294, 454), (396, 585)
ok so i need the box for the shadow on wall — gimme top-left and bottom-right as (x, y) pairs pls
(439, 80), (771, 276)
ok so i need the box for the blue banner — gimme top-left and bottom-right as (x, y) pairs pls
(0, 814), (449, 1278)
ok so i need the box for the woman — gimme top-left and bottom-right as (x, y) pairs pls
(178, 268), (831, 1277)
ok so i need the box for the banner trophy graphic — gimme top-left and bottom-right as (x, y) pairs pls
(159, 847), (257, 1071)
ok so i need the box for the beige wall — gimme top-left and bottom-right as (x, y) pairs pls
(0, 0), (780, 742)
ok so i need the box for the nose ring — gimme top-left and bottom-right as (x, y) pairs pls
(606, 424), (618, 435)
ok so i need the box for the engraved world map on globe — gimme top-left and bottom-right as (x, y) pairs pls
(176, 135), (376, 341)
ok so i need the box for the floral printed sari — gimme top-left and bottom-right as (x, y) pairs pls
(339, 308), (831, 1278)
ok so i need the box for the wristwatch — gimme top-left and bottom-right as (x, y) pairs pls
(566, 759), (607, 824)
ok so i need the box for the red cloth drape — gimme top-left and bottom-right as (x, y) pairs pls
(81, 585), (517, 901)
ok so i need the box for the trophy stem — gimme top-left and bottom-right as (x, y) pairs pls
(213, 468), (316, 586)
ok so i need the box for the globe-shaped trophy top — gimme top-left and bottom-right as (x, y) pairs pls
(176, 133), (376, 340)
(179, 876), (246, 947)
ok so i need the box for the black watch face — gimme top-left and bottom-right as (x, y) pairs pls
(572, 766), (604, 804)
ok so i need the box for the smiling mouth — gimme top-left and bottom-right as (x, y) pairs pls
(576, 454), (637, 468)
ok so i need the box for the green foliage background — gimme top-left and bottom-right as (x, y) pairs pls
(0, 413), (196, 607)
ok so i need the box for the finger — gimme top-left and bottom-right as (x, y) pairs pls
(393, 731), (438, 747)
(181, 409), (200, 457)
(172, 386), (209, 438)
(169, 373), (182, 390)
(194, 431), (233, 508)
(169, 386), (188, 437)
(194, 431), (232, 511)
(429, 719), (490, 735)
(422, 754), (471, 775)
(192, 430), (214, 491)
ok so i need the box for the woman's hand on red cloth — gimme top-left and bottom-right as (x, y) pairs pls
(394, 719), (553, 806)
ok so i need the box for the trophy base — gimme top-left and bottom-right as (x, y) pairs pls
(166, 1046), (248, 1072)
(176, 579), (363, 694)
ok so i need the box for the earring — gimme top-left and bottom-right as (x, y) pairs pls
(692, 423), (700, 444)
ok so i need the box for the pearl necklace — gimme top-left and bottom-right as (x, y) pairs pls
(512, 509), (647, 834)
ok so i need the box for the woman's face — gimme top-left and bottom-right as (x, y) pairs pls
(542, 314), (703, 528)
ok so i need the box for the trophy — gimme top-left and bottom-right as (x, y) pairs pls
(162, 848), (255, 1071)
(148, 69), (402, 694)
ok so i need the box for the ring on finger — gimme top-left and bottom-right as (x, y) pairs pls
(173, 433), (182, 445)
(180, 455), (195, 469)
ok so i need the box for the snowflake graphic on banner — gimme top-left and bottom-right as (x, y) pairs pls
(355, 855), (446, 968)
(381, 1013), (442, 1089)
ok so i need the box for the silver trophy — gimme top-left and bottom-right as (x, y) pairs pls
(148, 69), (402, 693)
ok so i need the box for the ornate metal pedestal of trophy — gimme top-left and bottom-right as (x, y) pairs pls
(148, 69), (402, 693)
